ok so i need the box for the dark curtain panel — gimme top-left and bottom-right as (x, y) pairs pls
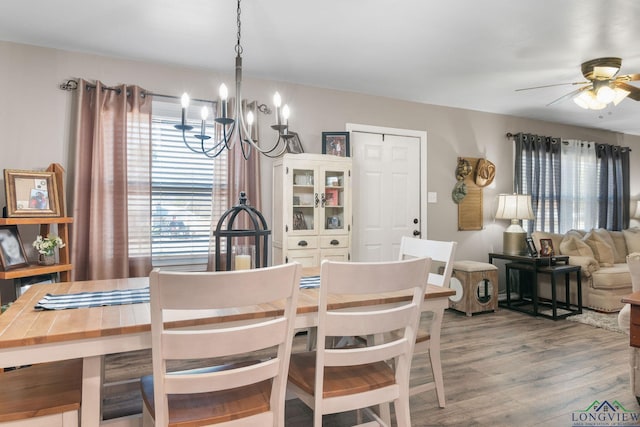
(596, 144), (630, 230)
(514, 133), (562, 234)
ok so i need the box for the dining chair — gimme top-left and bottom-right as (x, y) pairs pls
(397, 236), (457, 408)
(287, 257), (430, 427)
(140, 263), (301, 427)
(0, 359), (82, 427)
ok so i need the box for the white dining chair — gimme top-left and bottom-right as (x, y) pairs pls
(0, 359), (82, 427)
(140, 263), (301, 427)
(397, 236), (457, 407)
(287, 257), (430, 427)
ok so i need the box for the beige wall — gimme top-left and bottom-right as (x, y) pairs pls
(2, 40), (640, 267)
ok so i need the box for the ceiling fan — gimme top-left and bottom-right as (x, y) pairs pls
(517, 57), (640, 110)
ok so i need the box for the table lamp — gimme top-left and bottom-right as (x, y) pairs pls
(495, 193), (534, 255)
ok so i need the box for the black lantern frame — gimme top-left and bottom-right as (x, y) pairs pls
(214, 192), (271, 271)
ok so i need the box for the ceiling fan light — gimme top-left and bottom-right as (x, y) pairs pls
(613, 87), (631, 106)
(596, 85), (616, 104)
(573, 93), (590, 109)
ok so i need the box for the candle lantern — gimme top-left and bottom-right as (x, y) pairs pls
(214, 192), (271, 271)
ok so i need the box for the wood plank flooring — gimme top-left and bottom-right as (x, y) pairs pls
(104, 308), (637, 426)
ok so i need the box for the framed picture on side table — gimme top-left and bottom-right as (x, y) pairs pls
(3, 169), (61, 217)
(539, 238), (554, 257)
(526, 236), (538, 257)
(0, 225), (29, 270)
(321, 132), (350, 157)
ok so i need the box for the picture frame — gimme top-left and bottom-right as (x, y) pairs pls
(322, 132), (350, 157)
(285, 132), (304, 154)
(0, 225), (29, 270)
(539, 238), (554, 257)
(4, 169), (61, 217)
(526, 236), (538, 257)
(293, 211), (308, 230)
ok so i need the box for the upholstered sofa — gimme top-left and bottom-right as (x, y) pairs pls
(531, 228), (640, 312)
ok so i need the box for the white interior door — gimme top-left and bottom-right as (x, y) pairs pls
(348, 125), (426, 262)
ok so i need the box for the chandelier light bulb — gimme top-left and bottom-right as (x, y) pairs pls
(282, 104), (290, 120)
(200, 106), (209, 121)
(219, 84), (229, 101)
(181, 93), (190, 108)
(273, 92), (282, 108)
(247, 110), (254, 126)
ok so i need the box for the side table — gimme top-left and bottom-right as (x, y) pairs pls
(489, 253), (581, 320)
(505, 262), (582, 320)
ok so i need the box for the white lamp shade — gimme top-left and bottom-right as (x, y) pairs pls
(495, 194), (534, 221)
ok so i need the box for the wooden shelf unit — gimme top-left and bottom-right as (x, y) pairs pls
(0, 217), (73, 282)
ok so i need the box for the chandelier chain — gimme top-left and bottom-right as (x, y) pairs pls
(235, 0), (243, 56)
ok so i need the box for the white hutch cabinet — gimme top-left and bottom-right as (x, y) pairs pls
(272, 153), (352, 266)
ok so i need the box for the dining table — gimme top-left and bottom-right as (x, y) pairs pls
(0, 266), (455, 427)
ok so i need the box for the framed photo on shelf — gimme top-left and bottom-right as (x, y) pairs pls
(0, 225), (29, 271)
(526, 236), (538, 257)
(4, 169), (61, 217)
(285, 132), (304, 154)
(539, 238), (554, 257)
(322, 132), (350, 157)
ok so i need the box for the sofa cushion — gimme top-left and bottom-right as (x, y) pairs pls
(624, 228), (640, 254)
(559, 235), (594, 258)
(591, 263), (633, 290)
(583, 231), (615, 267)
(593, 228), (624, 263)
(609, 230), (629, 263)
(566, 229), (587, 239)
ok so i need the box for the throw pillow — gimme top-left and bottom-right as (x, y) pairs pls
(608, 230), (628, 263)
(559, 235), (594, 258)
(583, 231), (615, 267)
(624, 228), (640, 254)
(593, 228), (623, 263)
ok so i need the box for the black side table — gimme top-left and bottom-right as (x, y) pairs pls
(505, 262), (582, 320)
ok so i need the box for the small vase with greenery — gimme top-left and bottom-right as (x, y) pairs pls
(33, 234), (65, 265)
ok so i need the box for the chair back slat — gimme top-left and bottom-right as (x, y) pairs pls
(162, 317), (287, 359)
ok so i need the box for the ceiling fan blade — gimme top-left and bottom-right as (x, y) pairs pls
(617, 73), (640, 82)
(515, 81), (588, 91)
(614, 81), (640, 101)
(545, 86), (591, 107)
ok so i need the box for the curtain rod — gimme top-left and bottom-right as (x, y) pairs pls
(58, 79), (213, 104)
(506, 131), (631, 151)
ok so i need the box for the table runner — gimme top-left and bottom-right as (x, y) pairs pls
(34, 276), (321, 310)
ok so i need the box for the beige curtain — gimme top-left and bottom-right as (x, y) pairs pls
(71, 79), (152, 280)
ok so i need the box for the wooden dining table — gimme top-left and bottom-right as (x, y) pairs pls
(0, 267), (454, 427)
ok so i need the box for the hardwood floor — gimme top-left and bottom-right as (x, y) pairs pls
(104, 308), (637, 426)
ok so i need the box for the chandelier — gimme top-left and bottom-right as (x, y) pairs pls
(176, 0), (294, 159)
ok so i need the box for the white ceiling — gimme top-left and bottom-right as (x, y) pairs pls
(2, 0), (640, 135)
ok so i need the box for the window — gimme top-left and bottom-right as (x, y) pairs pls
(128, 96), (228, 271)
(515, 133), (630, 233)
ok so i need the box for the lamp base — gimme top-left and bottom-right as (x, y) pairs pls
(503, 231), (528, 256)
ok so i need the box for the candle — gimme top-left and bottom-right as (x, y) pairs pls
(219, 84), (228, 118)
(235, 254), (252, 270)
(180, 93), (190, 126)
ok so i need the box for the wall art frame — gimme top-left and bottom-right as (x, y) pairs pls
(321, 131), (350, 157)
(4, 169), (61, 217)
